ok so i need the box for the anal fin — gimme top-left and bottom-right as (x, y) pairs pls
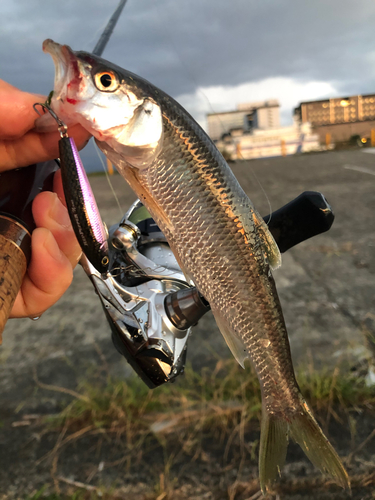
(211, 308), (248, 368)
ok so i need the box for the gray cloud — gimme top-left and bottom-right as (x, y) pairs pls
(2, 0), (375, 171)
(3, 0), (375, 95)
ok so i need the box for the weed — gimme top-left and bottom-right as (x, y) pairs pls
(36, 359), (375, 498)
(296, 363), (375, 411)
(44, 359), (375, 442)
(26, 487), (85, 500)
(45, 360), (262, 442)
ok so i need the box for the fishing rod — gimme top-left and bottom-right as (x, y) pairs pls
(0, 0), (129, 338)
(93, 0), (128, 56)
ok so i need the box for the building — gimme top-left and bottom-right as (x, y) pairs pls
(215, 122), (319, 160)
(207, 100), (280, 141)
(207, 100), (320, 160)
(294, 94), (375, 143)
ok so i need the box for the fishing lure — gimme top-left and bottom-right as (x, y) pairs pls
(34, 103), (109, 273)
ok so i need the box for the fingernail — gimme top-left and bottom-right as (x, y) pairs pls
(49, 193), (71, 228)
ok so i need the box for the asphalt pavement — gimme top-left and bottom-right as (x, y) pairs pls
(1, 148), (374, 412)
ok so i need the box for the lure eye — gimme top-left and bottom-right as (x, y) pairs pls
(94, 71), (119, 92)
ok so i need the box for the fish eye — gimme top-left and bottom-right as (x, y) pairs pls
(94, 71), (119, 92)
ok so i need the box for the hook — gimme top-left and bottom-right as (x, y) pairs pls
(33, 102), (69, 139)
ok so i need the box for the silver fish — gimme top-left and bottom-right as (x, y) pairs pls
(37, 39), (349, 493)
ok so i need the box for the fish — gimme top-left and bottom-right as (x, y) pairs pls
(37, 39), (349, 493)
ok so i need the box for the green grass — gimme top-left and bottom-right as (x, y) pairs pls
(26, 486), (82, 500)
(296, 363), (375, 411)
(30, 360), (375, 499)
(47, 360), (263, 438)
(46, 358), (375, 441)
(26, 490), (100, 500)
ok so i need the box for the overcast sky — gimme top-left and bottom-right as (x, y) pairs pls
(2, 0), (375, 170)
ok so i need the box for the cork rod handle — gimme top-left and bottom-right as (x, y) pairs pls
(0, 216), (31, 343)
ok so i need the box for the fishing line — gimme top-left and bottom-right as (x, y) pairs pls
(153, 2), (273, 224)
(82, 18), (109, 53)
(93, 141), (124, 217)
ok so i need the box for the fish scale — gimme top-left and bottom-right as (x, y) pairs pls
(141, 115), (298, 400)
(39, 39), (350, 493)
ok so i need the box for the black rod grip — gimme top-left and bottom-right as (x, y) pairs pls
(263, 191), (334, 253)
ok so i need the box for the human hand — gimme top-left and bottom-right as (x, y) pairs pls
(0, 80), (91, 318)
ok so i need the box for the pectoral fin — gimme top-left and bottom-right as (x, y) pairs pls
(252, 209), (282, 270)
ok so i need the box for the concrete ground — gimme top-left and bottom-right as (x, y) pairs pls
(0, 149), (374, 498)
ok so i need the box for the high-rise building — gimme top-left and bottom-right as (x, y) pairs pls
(294, 94), (375, 143)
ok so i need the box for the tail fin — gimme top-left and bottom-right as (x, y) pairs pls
(259, 412), (289, 492)
(289, 401), (350, 490)
(259, 399), (350, 494)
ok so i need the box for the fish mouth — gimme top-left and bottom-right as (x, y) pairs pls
(42, 39), (82, 101)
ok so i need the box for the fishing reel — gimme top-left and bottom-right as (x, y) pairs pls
(80, 200), (210, 388)
(81, 192), (334, 389)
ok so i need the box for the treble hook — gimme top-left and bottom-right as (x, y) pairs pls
(33, 102), (69, 139)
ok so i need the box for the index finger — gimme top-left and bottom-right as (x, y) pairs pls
(0, 80), (46, 140)
(0, 80), (91, 170)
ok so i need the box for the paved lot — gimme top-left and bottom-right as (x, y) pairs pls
(2, 149), (375, 402)
(0, 149), (374, 497)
